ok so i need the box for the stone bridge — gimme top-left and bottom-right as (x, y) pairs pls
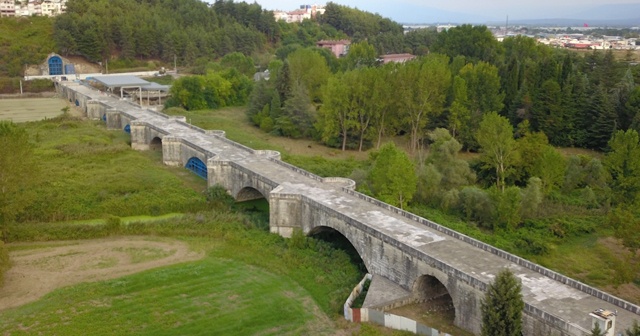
(58, 81), (640, 335)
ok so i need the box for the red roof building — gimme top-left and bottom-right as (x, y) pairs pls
(316, 40), (351, 58)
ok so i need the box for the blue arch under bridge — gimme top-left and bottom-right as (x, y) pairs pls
(124, 124), (131, 133)
(186, 157), (207, 179)
(48, 56), (63, 75)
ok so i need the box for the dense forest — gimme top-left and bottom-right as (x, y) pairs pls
(2, 0), (640, 299)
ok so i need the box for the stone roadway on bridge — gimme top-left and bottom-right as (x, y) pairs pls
(67, 82), (640, 333)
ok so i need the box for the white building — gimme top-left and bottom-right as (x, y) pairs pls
(4, 0), (68, 17)
(0, 0), (16, 17)
(273, 4), (325, 23)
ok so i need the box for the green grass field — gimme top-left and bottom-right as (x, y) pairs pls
(0, 256), (336, 335)
(0, 98), (69, 122)
(19, 116), (208, 222)
(0, 112), (369, 335)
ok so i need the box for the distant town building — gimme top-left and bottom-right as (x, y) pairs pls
(0, 0), (67, 18)
(0, 0), (15, 17)
(273, 4), (325, 23)
(379, 53), (416, 64)
(316, 39), (350, 58)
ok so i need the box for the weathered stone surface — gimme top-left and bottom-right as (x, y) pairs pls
(362, 274), (412, 309)
(58, 81), (640, 336)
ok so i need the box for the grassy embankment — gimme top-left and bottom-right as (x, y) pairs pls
(0, 114), (376, 335)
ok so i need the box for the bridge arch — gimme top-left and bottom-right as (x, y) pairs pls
(150, 136), (162, 150)
(307, 225), (371, 274)
(186, 157), (207, 179)
(235, 186), (267, 202)
(412, 274), (457, 325)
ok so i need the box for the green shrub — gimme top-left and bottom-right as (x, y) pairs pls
(105, 215), (122, 233)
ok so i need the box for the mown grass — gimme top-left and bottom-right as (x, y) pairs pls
(2, 212), (363, 335)
(0, 258), (335, 335)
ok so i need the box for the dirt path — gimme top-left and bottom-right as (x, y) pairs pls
(0, 237), (203, 311)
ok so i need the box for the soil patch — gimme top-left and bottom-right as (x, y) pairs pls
(0, 237), (203, 311)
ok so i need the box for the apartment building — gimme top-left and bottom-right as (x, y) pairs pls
(0, 0), (67, 17)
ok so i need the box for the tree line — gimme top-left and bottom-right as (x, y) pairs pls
(53, 0), (279, 64)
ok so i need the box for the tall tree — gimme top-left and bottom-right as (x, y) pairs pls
(397, 54), (451, 153)
(371, 63), (398, 149)
(481, 269), (524, 336)
(287, 48), (331, 103)
(432, 24), (503, 64)
(590, 321), (605, 336)
(368, 143), (417, 209)
(586, 84), (617, 150)
(448, 76), (471, 139)
(457, 61), (504, 149)
(625, 320), (640, 336)
(532, 79), (564, 145)
(318, 73), (356, 150)
(476, 112), (518, 192)
(341, 41), (378, 71)
(604, 129), (640, 206)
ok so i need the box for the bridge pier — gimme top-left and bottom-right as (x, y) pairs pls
(87, 100), (104, 119)
(105, 109), (121, 130)
(269, 187), (303, 238)
(161, 136), (183, 166)
(130, 121), (151, 150)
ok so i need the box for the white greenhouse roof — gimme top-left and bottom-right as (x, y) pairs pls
(90, 75), (151, 88)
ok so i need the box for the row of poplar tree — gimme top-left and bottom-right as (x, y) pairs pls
(248, 32), (640, 152)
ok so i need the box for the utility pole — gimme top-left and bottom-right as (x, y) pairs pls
(505, 15), (509, 36)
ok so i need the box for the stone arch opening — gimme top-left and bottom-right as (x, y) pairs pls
(235, 186), (266, 202)
(412, 274), (456, 325)
(234, 187), (269, 230)
(185, 157), (207, 179)
(124, 124), (131, 134)
(150, 137), (162, 151)
(48, 55), (63, 75)
(307, 226), (368, 275)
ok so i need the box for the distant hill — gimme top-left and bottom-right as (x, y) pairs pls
(501, 17), (640, 27)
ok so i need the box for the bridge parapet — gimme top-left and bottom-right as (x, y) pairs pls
(145, 108), (171, 119)
(339, 187), (640, 316)
(254, 150), (281, 160)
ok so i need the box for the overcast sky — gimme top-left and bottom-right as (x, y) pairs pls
(207, 0), (640, 22)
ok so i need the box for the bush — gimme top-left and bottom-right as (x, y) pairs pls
(105, 215), (122, 233)
(0, 77), (54, 94)
(459, 186), (494, 226)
